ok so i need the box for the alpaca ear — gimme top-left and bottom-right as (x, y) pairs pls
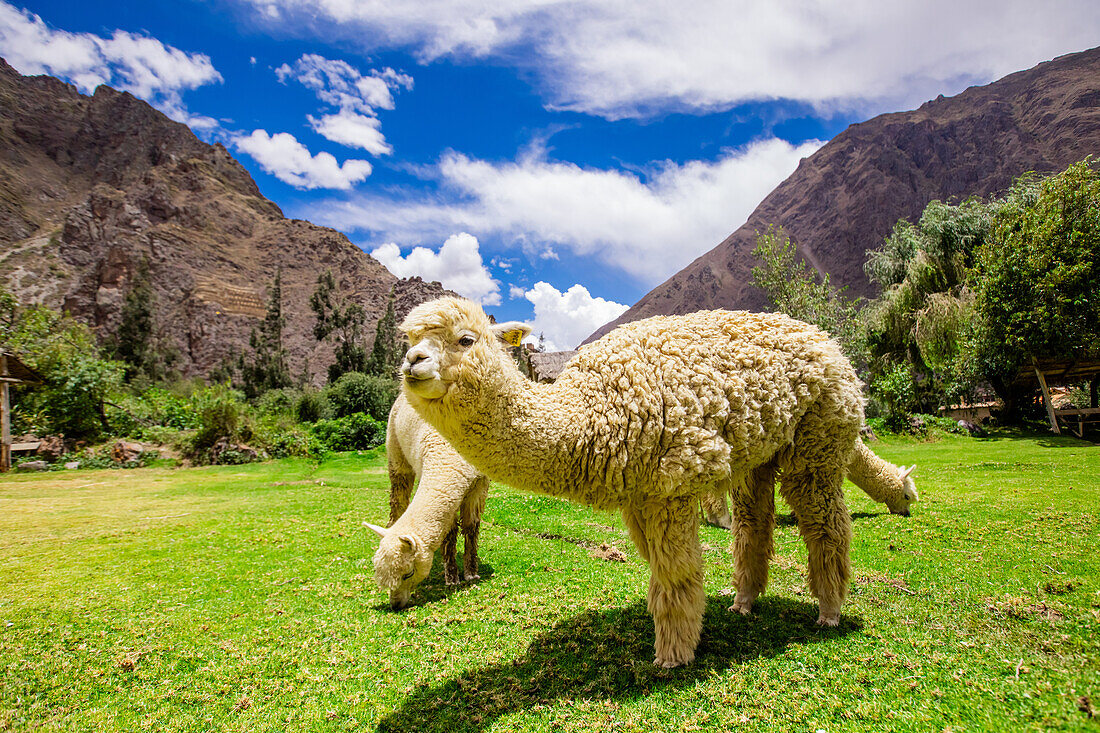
(399, 535), (416, 551)
(492, 321), (532, 348)
(363, 522), (388, 538)
(899, 465), (916, 480)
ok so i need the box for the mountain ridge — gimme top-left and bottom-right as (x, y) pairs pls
(0, 58), (450, 381)
(586, 46), (1100, 342)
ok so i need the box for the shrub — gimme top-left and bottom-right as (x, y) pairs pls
(256, 388), (300, 416)
(309, 412), (386, 451)
(324, 372), (398, 421)
(186, 385), (254, 461)
(295, 390), (333, 423)
(870, 362), (918, 432)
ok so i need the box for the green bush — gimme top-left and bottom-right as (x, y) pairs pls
(324, 372), (398, 421)
(295, 390), (333, 423)
(187, 384), (253, 459)
(256, 388), (300, 416)
(870, 362), (918, 432)
(309, 412), (386, 451)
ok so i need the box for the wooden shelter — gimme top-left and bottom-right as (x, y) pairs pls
(1021, 358), (1100, 437)
(1, 352), (42, 471)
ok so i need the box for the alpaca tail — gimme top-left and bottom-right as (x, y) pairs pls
(846, 440), (919, 516)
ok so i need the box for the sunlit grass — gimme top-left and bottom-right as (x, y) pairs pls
(1, 433), (1097, 731)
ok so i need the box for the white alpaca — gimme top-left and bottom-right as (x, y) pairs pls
(365, 393), (489, 610)
(846, 441), (919, 515)
(399, 297), (898, 667)
(702, 443), (919, 527)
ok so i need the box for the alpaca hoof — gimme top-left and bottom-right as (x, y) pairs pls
(729, 591), (756, 616)
(463, 573), (480, 582)
(444, 575), (461, 586)
(816, 613), (840, 627)
(654, 654), (690, 669)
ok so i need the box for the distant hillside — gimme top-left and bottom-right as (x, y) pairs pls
(587, 46), (1100, 342)
(0, 58), (449, 380)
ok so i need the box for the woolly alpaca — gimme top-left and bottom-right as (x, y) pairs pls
(846, 441), (918, 515)
(400, 296), (874, 667)
(702, 443), (919, 527)
(366, 393), (489, 610)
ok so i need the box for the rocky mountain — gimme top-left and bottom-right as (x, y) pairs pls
(0, 58), (449, 381)
(588, 46), (1100, 342)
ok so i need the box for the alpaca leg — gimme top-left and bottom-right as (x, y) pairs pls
(441, 515), (461, 586)
(460, 477), (488, 581)
(779, 469), (851, 626)
(387, 465), (415, 526)
(730, 463), (777, 615)
(701, 488), (733, 529)
(635, 497), (706, 668)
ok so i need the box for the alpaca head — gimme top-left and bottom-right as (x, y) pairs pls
(399, 297), (530, 404)
(365, 523), (433, 610)
(887, 465), (919, 516)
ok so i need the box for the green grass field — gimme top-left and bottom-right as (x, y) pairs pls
(1, 432), (1098, 731)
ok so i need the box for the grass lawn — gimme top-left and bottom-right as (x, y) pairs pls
(1, 432), (1098, 731)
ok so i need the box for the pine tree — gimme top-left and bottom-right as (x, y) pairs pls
(112, 257), (177, 382)
(241, 269), (292, 397)
(310, 269), (367, 382)
(366, 289), (401, 377)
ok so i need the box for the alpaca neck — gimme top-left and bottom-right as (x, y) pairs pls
(391, 475), (466, 551)
(441, 361), (582, 500)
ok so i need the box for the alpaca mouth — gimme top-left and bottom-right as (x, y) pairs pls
(402, 370), (448, 399)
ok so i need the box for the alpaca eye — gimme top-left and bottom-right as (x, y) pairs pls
(402, 570), (415, 580)
(458, 335), (476, 347)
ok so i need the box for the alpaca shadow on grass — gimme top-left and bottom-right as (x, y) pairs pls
(370, 555), (495, 611)
(376, 595), (862, 732)
(776, 511), (881, 527)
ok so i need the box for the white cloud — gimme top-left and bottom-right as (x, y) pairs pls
(522, 282), (628, 351)
(239, 0), (1100, 119)
(371, 233), (502, 306)
(308, 109), (392, 155)
(314, 137), (821, 284)
(232, 129), (372, 189)
(275, 53), (411, 153)
(0, 2), (221, 125)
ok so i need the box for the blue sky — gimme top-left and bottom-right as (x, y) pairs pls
(2, 0), (1098, 349)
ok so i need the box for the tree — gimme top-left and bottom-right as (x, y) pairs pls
(366, 289), (401, 378)
(110, 257), (177, 383)
(0, 290), (124, 439)
(967, 160), (1100, 412)
(749, 226), (864, 363)
(861, 198), (993, 413)
(240, 270), (293, 398)
(310, 270), (367, 382)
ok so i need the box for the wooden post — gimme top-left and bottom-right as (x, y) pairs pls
(1, 354), (9, 472)
(1033, 364), (1060, 435)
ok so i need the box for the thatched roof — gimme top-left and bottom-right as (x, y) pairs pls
(528, 350), (577, 383)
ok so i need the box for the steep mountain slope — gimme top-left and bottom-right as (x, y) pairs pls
(0, 58), (448, 380)
(588, 46), (1100, 342)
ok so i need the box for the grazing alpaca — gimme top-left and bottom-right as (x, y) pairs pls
(702, 443), (919, 527)
(399, 297), (880, 667)
(365, 393), (490, 610)
(846, 441), (918, 516)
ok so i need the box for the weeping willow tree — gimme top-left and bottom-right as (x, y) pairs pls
(861, 198), (994, 416)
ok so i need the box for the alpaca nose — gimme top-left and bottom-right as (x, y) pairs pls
(402, 344), (435, 376)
